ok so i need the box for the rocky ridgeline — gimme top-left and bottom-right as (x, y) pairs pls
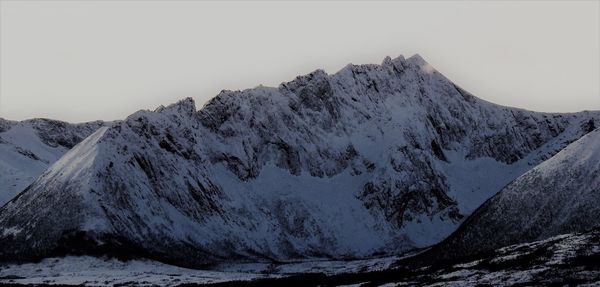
(0, 55), (597, 267)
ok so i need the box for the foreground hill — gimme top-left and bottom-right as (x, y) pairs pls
(413, 127), (600, 265)
(0, 118), (104, 205)
(0, 54), (597, 267)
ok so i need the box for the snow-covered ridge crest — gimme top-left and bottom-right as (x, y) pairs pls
(0, 54), (598, 267)
(44, 126), (109, 184)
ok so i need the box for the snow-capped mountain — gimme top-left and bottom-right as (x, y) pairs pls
(413, 127), (600, 264)
(0, 54), (597, 267)
(0, 118), (104, 205)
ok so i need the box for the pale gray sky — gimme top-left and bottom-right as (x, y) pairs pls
(1, 0), (599, 122)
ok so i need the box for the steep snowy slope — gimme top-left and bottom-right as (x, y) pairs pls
(0, 118), (103, 205)
(416, 128), (600, 264)
(0, 55), (597, 267)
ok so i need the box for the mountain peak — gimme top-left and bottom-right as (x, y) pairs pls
(155, 97), (197, 117)
(382, 55), (406, 67)
(1, 54), (598, 268)
(407, 53), (426, 64)
(382, 56), (393, 66)
(406, 53), (436, 74)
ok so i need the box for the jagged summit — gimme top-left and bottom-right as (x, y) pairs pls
(382, 56), (393, 65)
(155, 97), (197, 117)
(209, 54), (435, 110)
(406, 53), (426, 63)
(0, 54), (598, 267)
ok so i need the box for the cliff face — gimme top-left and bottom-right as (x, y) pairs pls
(0, 54), (596, 267)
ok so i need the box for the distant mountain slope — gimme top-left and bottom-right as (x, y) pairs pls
(415, 128), (600, 264)
(0, 54), (597, 267)
(0, 118), (104, 205)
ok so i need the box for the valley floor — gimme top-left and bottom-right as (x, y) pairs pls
(0, 256), (265, 286)
(1, 230), (599, 286)
(206, 229), (600, 287)
(0, 255), (401, 286)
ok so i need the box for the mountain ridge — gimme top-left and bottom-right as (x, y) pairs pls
(0, 54), (598, 267)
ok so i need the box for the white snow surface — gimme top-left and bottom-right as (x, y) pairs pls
(0, 255), (403, 286)
(0, 124), (65, 205)
(0, 256), (267, 286)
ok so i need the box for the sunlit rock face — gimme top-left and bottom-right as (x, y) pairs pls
(0, 54), (597, 267)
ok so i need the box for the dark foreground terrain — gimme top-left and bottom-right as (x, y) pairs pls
(194, 229), (600, 287)
(2, 229), (598, 286)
